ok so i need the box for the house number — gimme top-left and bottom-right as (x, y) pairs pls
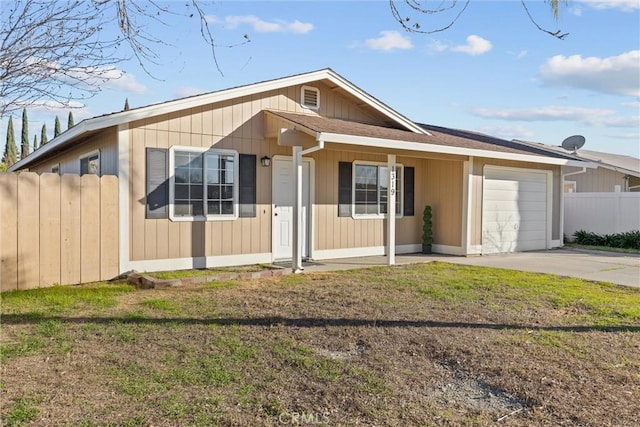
(390, 169), (396, 196)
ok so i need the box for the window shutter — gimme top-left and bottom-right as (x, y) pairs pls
(146, 148), (169, 219)
(403, 166), (415, 216)
(239, 154), (256, 218)
(338, 161), (352, 217)
(80, 157), (88, 176)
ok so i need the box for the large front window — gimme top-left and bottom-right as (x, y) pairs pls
(205, 152), (235, 215)
(354, 163), (402, 217)
(171, 148), (238, 220)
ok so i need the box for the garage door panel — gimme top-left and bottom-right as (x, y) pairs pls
(484, 201), (546, 213)
(482, 167), (549, 254)
(483, 189), (546, 202)
(483, 219), (545, 233)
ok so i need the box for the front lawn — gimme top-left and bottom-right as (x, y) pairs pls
(1, 262), (638, 426)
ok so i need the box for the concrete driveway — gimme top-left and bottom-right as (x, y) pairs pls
(303, 248), (640, 288)
(440, 248), (640, 288)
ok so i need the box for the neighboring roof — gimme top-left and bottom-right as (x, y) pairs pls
(10, 68), (426, 172)
(268, 111), (590, 166)
(513, 139), (640, 177)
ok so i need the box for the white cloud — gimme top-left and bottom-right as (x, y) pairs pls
(450, 35), (492, 56)
(364, 31), (413, 51)
(577, 0), (639, 12)
(569, 7), (584, 16)
(608, 131), (640, 140)
(508, 50), (528, 59)
(209, 15), (313, 34)
(471, 105), (640, 127)
(427, 39), (448, 53)
(176, 86), (203, 98)
(105, 72), (148, 94)
(539, 50), (640, 97)
(621, 100), (640, 108)
(61, 66), (148, 94)
(479, 125), (536, 140)
(426, 35), (492, 56)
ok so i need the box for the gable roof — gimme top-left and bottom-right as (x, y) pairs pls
(10, 68), (426, 172)
(268, 111), (589, 166)
(513, 139), (640, 177)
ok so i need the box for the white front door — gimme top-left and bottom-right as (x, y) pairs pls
(272, 158), (311, 260)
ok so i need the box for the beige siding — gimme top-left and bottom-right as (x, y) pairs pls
(470, 158), (561, 247)
(311, 150), (430, 251)
(563, 166), (629, 192)
(0, 172), (118, 291)
(424, 159), (464, 247)
(128, 82), (426, 261)
(28, 128), (118, 175)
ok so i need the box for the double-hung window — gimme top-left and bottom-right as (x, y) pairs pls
(170, 147), (238, 220)
(353, 162), (403, 217)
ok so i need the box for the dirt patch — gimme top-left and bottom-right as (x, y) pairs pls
(430, 361), (528, 415)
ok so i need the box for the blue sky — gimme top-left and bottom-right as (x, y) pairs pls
(2, 0), (639, 158)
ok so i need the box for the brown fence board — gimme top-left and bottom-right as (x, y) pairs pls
(0, 173), (18, 291)
(100, 176), (119, 280)
(39, 173), (61, 286)
(17, 173), (40, 289)
(61, 174), (81, 285)
(0, 173), (120, 291)
(80, 175), (101, 283)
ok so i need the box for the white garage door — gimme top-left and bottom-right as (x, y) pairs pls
(482, 167), (550, 254)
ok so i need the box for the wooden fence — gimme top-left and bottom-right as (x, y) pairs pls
(0, 172), (119, 291)
(564, 192), (640, 238)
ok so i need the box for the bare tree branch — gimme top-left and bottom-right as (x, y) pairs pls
(521, 0), (569, 40)
(0, 0), (249, 117)
(389, 0), (569, 39)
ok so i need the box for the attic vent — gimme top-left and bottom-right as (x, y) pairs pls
(301, 86), (320, 110)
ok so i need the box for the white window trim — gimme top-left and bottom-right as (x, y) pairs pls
(79, 150), (100, 176)
(300, 85), (320, 110)
(168, 146), (239, 222)
(351, 160), (404, 219)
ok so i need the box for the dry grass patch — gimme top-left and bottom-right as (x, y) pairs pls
(1, 262), (639, 426)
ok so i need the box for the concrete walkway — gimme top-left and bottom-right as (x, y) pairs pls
(301, 248), (640, 288)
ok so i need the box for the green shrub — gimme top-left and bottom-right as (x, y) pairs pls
(573, 230), (640, 250)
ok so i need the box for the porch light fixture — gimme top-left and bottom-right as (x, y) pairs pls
(261, 156), (271, 167)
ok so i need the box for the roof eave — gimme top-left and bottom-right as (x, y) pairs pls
(11, 68), (428, 169)
(8, 120), (95, 171)
(319, 132), (597, 167)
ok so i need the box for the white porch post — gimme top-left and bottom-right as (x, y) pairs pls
(292, 146), (303, 272)
(387, 154), (396, 266)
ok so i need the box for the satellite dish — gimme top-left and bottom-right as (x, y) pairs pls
(561, 135), (586, 153)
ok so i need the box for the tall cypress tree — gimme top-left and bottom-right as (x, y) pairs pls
(67, 111), (75, 129)
(21, 108), (29, 159)
(2, 117), (18, 166)
(33, 135), (39, 151)
(41, 124), (48, 145)
(54, 116), (61, 137)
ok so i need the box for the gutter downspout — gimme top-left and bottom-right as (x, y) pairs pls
(292, 137), (325, 273)
(560, 167), (587, 245)
(562, 167), (587, 180)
